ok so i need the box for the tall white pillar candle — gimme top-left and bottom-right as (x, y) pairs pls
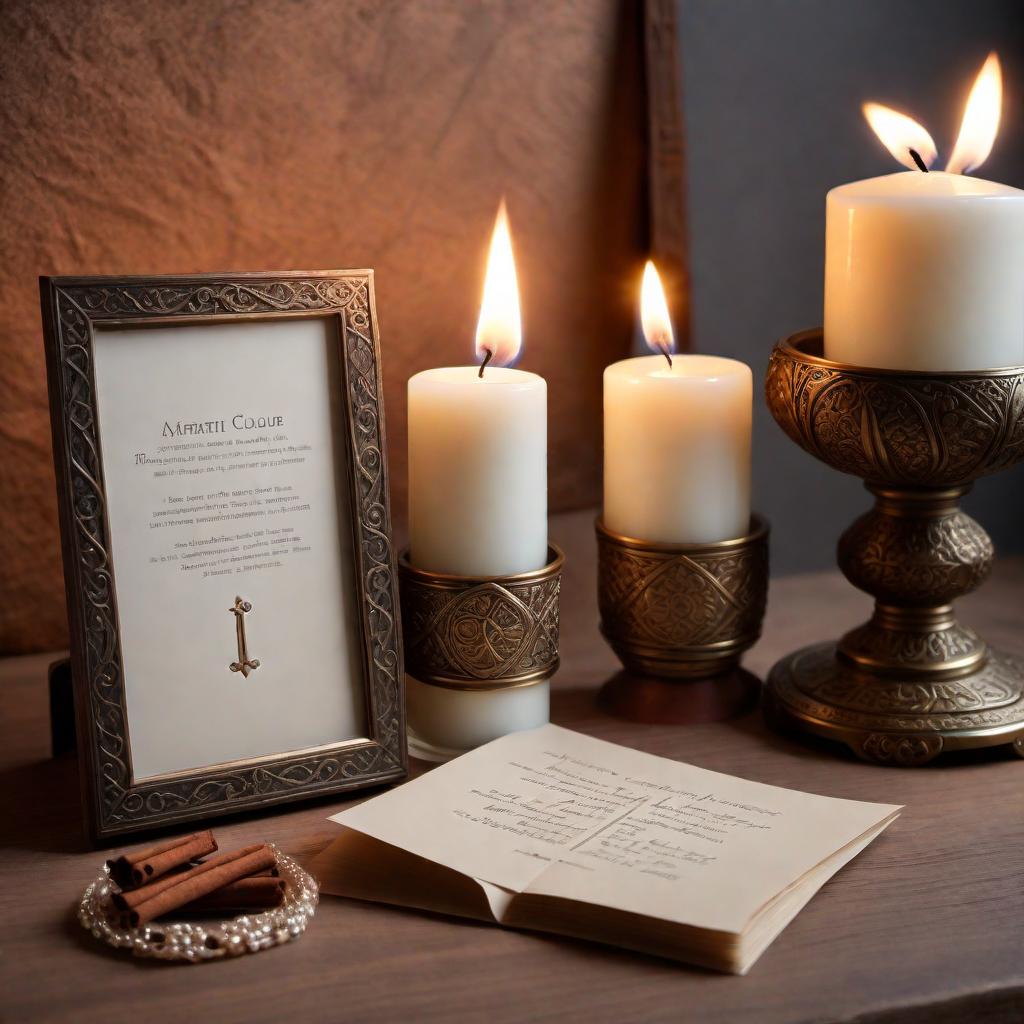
(825, 55), (1024, 371)
(407, 367), (547, 575)
(406, 676), (549, 763)
(405, 201), (550, 760)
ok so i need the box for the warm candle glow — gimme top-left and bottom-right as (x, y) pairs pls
(946, 52), (1002, 175)
(640, 260), (674, 357)
(862, 102), (937, 171)
(475, 200), (522, 367)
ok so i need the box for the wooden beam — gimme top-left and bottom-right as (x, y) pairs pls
(644, 0), (691, 347)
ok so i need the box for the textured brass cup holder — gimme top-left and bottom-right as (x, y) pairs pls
(595, 517), (769, 721)
(398, 546), (563, 692)
(765, 329), (1024, 765)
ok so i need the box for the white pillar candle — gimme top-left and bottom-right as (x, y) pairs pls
(824, 172), (1024, 371)
(407, 366), (546, 575)
(604, 354), (752, 544)
(406, 201), (550, 760)
(603, 262), (752, 544)
(406, 677), (549, 763)
(825, 54), (1024, 371)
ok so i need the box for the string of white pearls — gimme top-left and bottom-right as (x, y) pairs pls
(77, 845), (318, 962)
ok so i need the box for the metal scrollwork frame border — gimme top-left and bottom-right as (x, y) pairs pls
(40, 271), (406, 843)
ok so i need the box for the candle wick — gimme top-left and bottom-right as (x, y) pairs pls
(908, 148), (929, 173)
(658, 343), (673, 369)
(478, 348), (493, 378)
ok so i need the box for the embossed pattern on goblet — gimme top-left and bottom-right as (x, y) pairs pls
(836, 488), (992, 673)
(596, 517), (769, 679)
(764, 331), (1024, 764)
(766, 330), (1024, 488)
(399, 547), (563, 691)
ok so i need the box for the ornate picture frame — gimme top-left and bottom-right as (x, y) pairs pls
(41, 271), (405, 842)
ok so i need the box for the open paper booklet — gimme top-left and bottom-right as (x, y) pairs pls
(310, 725), (900, 974)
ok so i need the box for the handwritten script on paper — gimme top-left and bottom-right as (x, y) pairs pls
(331, 725), (897, 933)
(456, 751), (781, 881)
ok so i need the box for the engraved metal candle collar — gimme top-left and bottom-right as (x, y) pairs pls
(764, 329), (1024, 765)
(399, 546), (563, 691)
(596, 516), (769, 680)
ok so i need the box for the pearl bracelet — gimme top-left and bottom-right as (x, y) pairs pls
(77, 844), (318, 962)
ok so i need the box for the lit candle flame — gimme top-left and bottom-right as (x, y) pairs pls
(475, 200), (522, 368)
(862, 102), (937, 171)
(640, 260), (674, 363)
(946, 52), (1002, 175)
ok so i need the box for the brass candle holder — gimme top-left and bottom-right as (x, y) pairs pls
(596, 517), (769, 722)
(765, 329), (1024, 765)
(398, 546), (564, 692)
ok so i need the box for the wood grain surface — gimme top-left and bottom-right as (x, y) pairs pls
(0, 0), (648, 654)
(1, 509), (1022, 1023)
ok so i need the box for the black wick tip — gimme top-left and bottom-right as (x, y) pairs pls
(909, 148), (929, 173)
(658, 343), (673, 369)
(478, 348), (493, 378)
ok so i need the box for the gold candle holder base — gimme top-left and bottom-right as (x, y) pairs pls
(595, 517), (769, 722)
(765, 330), (1024, 765)
(398, 546), (564, 692)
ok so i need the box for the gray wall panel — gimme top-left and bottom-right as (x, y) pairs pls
(678, 0), (1024, 573)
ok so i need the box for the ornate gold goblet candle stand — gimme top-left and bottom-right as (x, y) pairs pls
(398, 547), (563, 759)
(765, 330), (1024, 765)
(595, 518), (769, 722)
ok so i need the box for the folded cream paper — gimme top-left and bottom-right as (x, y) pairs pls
(310, 724), (900, 973)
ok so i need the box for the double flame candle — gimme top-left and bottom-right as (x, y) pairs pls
(825, 53), (1024, 370)
(603, 263), (752, 544)
(406, 202), (549, 758)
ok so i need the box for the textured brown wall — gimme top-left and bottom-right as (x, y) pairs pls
(0, 0), (647, 653)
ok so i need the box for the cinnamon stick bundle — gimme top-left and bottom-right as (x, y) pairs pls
(111, 843), (271, 911)
(180, 876), (286, 913)
(106, 831), (217, 889)
(121, 844), (276, 927)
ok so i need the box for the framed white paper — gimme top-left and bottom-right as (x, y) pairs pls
(41, 272), (406, 841)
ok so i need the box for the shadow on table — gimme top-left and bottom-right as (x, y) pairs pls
(557, 670), (1021, 768)
(0, 752), (404, 856)
(551, 671), (821, 759)
(0, 755), (89, 854)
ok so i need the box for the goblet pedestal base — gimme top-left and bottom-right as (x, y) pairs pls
(766, 642), (1024, 765)
(765, 328), (1024, 766)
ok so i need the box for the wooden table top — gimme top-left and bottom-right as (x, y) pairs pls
(2, 509), (1022, 1023)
